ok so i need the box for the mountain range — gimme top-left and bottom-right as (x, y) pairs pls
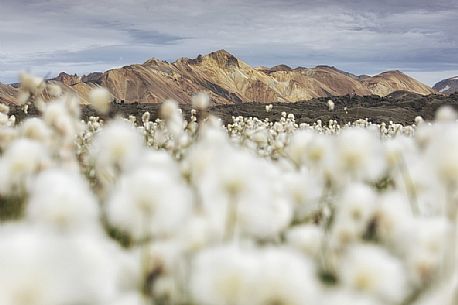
(0, 50), (444, 105)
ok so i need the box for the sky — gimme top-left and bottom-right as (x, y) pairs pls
(1, 0), (458, 85)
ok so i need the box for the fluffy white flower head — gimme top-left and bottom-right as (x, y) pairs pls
(328, 99), (335, 111)
(19, 72), (45, 96)
(26, 169), (101, 234)
(250, 247), (319, 305)
(435, 105), (457, 122)
(0, 139), (49, 195)
(191, 245), (257, 305)
(106, 168), (192, 241)
(47, 84), (63, 97)
(90, 119), (144, 184)
(89, 87), (112, 114)
(192, 92), (210, 110)
(339, 244), (408, 304)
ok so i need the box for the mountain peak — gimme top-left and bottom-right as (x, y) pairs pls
(270, 64), (292, 72)
(258, 64), (292, 74)
(175, 50), (239, 68)
(315, 65), (337, 70)
(210, 49), (233, 56)
(204, 49), (239, 68)
(144, 57), (166, 66)
(379, 70), (404, 76)
(53, 72), (81, 86)
(361, 70), (434, 96)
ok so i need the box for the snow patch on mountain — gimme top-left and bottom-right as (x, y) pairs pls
(440, 85), (451, 93)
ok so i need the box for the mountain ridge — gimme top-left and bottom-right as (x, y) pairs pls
(433, 76), (458, 94)
(0, 49), (437, 105)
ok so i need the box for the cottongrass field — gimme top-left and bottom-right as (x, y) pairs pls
(0, 73), (457, 305)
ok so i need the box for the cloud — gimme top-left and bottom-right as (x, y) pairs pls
(0, 0), (457, 85)
(125, 29), (185, 45)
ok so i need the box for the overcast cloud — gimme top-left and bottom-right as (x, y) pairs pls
(0, 0), (457, 85)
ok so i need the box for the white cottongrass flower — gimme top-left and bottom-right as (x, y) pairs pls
(0, 225), (127, 305)
(43, 99), (79, 139)
(143, 241), (188, 303)
(0, 139), (49, 195)
(286, 129), (314, 166)
(250, 128), (269, 146)
(16, 90), (30, 105)
(19, 117), (52, 145)
(395, 158), (444, 215)
(304, 133), (331, 167)
(0, 126), (17, 149)
(144, 240), (185, 280)
(142, 111), (150, 124)
(402, 217), (451, 286)
(19, 72), (45, 96)
(412, 276), (458, 305)
(323, 289), (383, 305)
(415, 123), (435, 149)
(26, 169), (101, 234)
(338, 244), (409, 304)
(332, 183), (378, 246)
(286, 224), (323, 258)
(152, 275), (184, 305)
(414, 115), (424, 125)
(192, 245), (318, 305)
(64, 94), (81, 119)
(283, 170), (323, 219)
(160, 100), (185, 137)
(265, 104), (273, 112)
(384, 136), (416, 169)
(0, 111), (9, 126)
(106, 168), (192, 241)
(192, 92), (210, 110)
(426, 126), (458, 186)
(327, 99), (335, 111)
(0, 226), (74, 305)
(111, 293), (149, 305)
(334, 127), (385, 181)
(374, 191), (414, 250)
(0, 103), (9, 114)
(199, 150), (292, 240)
(249, 247), (319, 305)
(47, 84), (63, 97)
(160, 100), (180, 121)
(89, 87), (112, 114)
(8, 114), (16, 126)
(435, 105), (456, 122)
(191, 245), (258, 305)
(178, 214), (226, 252)
(90, 119), (144, 186)
(134, 150), (180, 176)
(236, 185), (292, 240)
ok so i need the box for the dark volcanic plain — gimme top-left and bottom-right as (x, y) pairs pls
(8, 92), (458, 126)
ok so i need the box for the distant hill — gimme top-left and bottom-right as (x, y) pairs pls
(433, 76), (458, 94)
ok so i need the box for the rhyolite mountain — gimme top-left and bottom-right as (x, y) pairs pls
(433, 76), (458, 95)
(0, 50), (437, 105)
(0, 83), (16, 104)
